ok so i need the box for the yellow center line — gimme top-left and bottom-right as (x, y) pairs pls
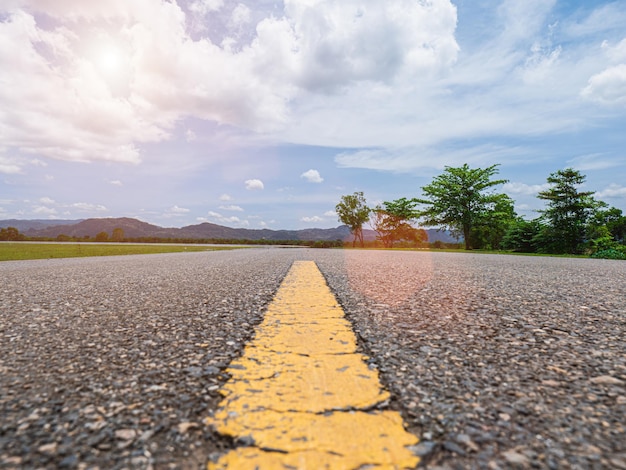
(206, 260), (419, 469)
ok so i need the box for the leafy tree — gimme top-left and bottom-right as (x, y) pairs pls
(502, 218), (543, 252)
(95, 231), (109, 242)
(537, 168), (599, 254)
(0, 227), (25, 241)
(416, 164), (509, 250)
(336, 192), (370, 247)
(469, 194), (516, 249)
(112, 227), (125, 242)
(588, 206), (626, 244)
(371, 198), (425, 248)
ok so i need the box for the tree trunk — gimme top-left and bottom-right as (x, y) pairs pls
(464, 225), (471, 250)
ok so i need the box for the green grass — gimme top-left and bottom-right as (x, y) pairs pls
(0, 243), (238, 261)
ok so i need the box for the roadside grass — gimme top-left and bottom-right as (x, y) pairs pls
(0, 243), (238, 262)
(341, 246), (590, 258)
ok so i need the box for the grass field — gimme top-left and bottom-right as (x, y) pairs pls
(0, 243), (237, 261)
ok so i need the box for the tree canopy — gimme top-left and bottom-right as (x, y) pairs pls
(536, 168), (600, 254)
(334, 164), (625, 257)
(335, 191), (370, 247)
(371, 198), (426, 248)
(416, 164), (510, 249)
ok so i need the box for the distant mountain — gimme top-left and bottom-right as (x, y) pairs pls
(3, 217), (459, 243)
(21, 217), (178, 239)
(0, 219), (83, 232)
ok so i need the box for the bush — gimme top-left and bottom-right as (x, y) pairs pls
(590, 248), (626, 260)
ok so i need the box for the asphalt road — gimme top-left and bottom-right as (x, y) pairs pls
(1, 248), (625, 469)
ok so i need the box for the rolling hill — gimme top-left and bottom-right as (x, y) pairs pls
(1, 217), (460, 243)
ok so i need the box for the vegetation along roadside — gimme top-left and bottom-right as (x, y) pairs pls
(0, 244), (238, 262)
(337, 165), (626, 259)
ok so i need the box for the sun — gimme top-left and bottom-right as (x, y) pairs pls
(95, 45), (123, 76)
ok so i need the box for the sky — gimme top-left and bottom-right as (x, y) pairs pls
(1, 0), (625, 230)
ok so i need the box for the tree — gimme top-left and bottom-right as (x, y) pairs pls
(537, 168), (598, 254)
(469, 194), (516, 250)
(112, 227), (125, 242)
(95, 231), (109, 242)
(416, 164), (509, 250)
(371, 198), (425, 248)
(336, 192), (370, 247)
(0, 227), (24, 241)
(588, 206), (626, 244)
(502, 218), (543, 252)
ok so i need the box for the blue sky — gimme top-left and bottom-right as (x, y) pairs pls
(1, 0), (625, 229)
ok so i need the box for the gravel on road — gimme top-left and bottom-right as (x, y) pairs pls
(1, 248), (625, 469)
(1, 249), (300, 469)
(314, 250), (626, 470)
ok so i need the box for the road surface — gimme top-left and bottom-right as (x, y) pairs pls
(1, 248), (625, 469)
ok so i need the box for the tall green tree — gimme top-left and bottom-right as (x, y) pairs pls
(537, 168), (598, 254)
(336, 192), (370, 247)
(416, 164), (509, 250)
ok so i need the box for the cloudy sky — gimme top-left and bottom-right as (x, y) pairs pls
(1, 0), (625, 230)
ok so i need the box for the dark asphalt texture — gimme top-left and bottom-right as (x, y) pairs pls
(1, 248), (625, 469)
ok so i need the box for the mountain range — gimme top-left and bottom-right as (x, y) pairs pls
(0, 217), (459, 243)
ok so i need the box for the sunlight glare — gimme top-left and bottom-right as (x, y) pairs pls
(96, 46), (122, 75)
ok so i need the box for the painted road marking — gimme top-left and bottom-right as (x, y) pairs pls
(206, 260), (419, 469)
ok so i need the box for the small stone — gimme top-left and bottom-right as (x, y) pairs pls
(443, 440), (467, 456)
(541, 380), (561, 387)
(617, 396), (626, 405)
(589, 375), (624, 385)
(411, 441), (436, 457)
(2, 456), (23, 465)
(609, 456), (626, 470)
(38, 443), (58, 454)
(498, 413), (511, 422)
(114, 429), (137, 441)
(456, 433), (479, 452)
(177, 422), (199, 434)
(59, 454), (78, 468)
(502, 449), (529, 465)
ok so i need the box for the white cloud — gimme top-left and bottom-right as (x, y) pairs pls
(335, 145), (527, 173)
(231, 4), (251, 27)
(185, 129), (197, 142)
(568, 154), (622, 171)
(602, 38), (626, 63)
(597, 184), (626, 199)
(0, 156), (22, 174)
(282, 0), (458, 92)
(324, 210), (337, 217)
(301, 216), (323, 223)
(219, 193), (232, 201)
(189, 0), (224, 15)
(39, 197), (55, 205)
(204, 210), (249, 227)
(220, 204), (244, 212)
(33, 206), (57, 215)
(582, 64), (626, 106)
(0, 0), (460, 165)
(71, 202), (108, 212)
(109, 180), (123, 186)
(245, 179), (264, 190)
(300, 169), (324, 183)
(503, 182), (550, 196)
(168, 205), (190, 214)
